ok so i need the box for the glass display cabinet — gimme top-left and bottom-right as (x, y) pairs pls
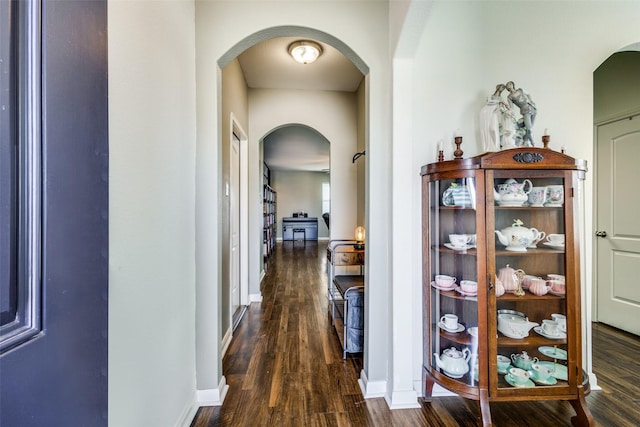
(421, 148), (593, 426)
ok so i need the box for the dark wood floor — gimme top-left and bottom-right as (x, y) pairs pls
(191, 241), (640, 426)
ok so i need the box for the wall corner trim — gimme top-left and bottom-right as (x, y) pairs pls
(358, 369), (386, 398)
(385, 389), (421, 409)
(196, 377), (229, 406)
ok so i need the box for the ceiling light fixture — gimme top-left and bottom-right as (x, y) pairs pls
(288, 40), (323, 64)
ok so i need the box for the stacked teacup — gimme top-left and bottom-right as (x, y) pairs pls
(545, 233), (565, 249)
(459, 280), (478, 296)
(547, 273), (565, 295)
(439, 313), (460, 332)
(529, 362), (555, 384)
(434, 274), (456, 290)
(551, 313), (567, 333)
(449, 234), (475, 249)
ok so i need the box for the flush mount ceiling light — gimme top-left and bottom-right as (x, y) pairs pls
(288, 40), (323, 64)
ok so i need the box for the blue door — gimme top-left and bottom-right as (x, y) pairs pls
(0, 1), (108, 425)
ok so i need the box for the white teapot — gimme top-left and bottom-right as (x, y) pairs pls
(494, 178), (532, 206)
(495, 219), (541, 252)
(433, 347), (471, 378)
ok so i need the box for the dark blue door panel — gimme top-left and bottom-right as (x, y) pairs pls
(0, 1), (108, 425)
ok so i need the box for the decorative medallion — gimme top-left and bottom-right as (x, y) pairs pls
(513, 152), (543, 163)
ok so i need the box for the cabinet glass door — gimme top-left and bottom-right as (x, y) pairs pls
(428, 176), (480, 387)
(489, 170), (574, 394)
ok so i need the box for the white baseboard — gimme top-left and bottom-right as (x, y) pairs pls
(221, 327), (232, 358)
(589, 372), (600, 390)
(174, 392), (199, 427)
(196, 376), (229, 406)
(385, 389), (421, 409)
(249, 292), (263, 303)
(358, 369), (386, 398)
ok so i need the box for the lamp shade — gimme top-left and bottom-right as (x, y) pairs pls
(288, 40), (322, 64)
(355, 226), (365, 243)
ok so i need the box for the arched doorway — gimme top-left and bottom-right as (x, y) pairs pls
(593, 45), (640, 335)
(202, 26), (372, 404)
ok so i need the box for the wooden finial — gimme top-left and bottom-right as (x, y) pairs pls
(453, 136), (463, 159)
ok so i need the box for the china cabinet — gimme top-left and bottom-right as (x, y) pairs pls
(421, 148), (593, 426)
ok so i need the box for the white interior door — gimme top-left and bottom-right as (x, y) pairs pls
(231, 134), (241, 317)
(596, 115), (640, 335)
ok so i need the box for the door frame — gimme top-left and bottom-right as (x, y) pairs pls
(231, 115), (249, 308)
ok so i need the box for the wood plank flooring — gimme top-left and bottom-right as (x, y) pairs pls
(191, 241), (640, 426)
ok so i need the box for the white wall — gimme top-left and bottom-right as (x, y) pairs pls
(220, 59), (250, 340)
(108, 0), (198, 426)
(251, 88), (357, 244)
(404, 0), (640, 394)
(271, 170), (330, 239)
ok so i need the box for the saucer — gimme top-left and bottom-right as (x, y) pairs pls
(443, 370), (464, 379)
(497, 365), (512, 375)
(548, 290), (566, 296)
(431, 281), (456, 292)
(538, 346), (568, 360)
(543, 242), (565, 249)
(534, 326), (567, 340)
(438, 321), (465, 333)
(444, 243), (475, 251)
(455, 286), (478, 297)
(537, 361), (568, 381)
(530, 374), (557, 386)
(505, 374), (535, 388)
(467, 327), (478, 337)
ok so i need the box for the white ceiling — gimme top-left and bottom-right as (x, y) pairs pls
(237, 37), (364, 172)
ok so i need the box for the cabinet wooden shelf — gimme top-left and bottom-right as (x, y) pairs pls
(421, 148), (593, 426)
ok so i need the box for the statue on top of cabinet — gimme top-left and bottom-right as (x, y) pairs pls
(479, 81), (537, 151)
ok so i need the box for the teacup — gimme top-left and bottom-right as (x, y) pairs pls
(530, 362), (553, 382)
(551, 313), (567, 332)
(522, 274), (541, 289)
(528, 230), (546, 248)
(440, 313), (459, 330)
(546, 234), (565, 245)
(528, 186), (548, 207)
(547, 274), (565, 282)
(449, 234), (472, 248)
(528, 277), (550, 296)
(542, 319), (560, 336)
(545, 185), (564, 206)
(548, 280), (566, 295)
(460, 280), (478, 294)
(435, 275), (456, 288)
(497, 355), (511, 372)
(508, 367), (530, 385)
